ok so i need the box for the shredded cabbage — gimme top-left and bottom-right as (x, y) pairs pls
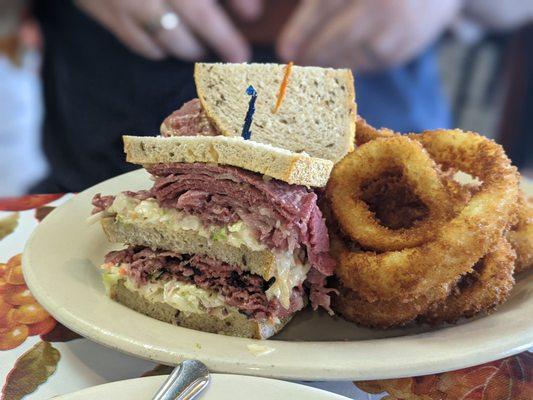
(109, 194), (266, 251)
(102, 264), (237, 317)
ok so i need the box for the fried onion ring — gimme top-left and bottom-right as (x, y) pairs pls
(422, 237), (516, 324)
(333, 236), (515, 328)
(331, 234), (451, 328)
(508, 194), (533, 274)
(355, 116), (396, 146)
(334, 130), (520, 303)
(333, 285), (441, 328)
(328, 136), (456, 251)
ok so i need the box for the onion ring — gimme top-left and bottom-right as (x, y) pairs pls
(355, 116), (476, 217)
(334, 130), (520, 303)
(357, 116), (488, 208)
(328, 136), (456, 251)
(355, 116), (395, 147)
(331, 234), (450, 328)
(508, 194), (533, 274)
(333, 285), (441, 328)
(333, 236), (515, 328)
(422, 237), (516, 324)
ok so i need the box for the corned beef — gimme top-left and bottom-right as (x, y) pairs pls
(305, 269), (337, 314)
(144, 163), (336, 277)
(161, 99), (218, 137)
(92, 194), (115, 214)
(93, 163), (336, 313)
(106, 247), (304, 321)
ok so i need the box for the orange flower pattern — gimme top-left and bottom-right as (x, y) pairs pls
(0, 254), (56, 351)
(0, 194), (63, 212)
(356, 352), (533, 399)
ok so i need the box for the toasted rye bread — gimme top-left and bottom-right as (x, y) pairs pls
(194, 63), (356, 163)
(110, 280), (290, 339)
(123, 135), (332, 187)
(101, 217), (278, 280)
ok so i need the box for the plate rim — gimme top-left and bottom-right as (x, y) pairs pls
(55, 373), (351, 399)
(22, 169), (533, 381)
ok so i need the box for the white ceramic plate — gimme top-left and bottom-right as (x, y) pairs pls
(56, 374), (350, 399)
(23, 169), (533, 380)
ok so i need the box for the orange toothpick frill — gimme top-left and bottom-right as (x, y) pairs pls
(273, 62), (293, 113)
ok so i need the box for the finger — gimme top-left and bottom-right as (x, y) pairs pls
(349, 41), (389, 72)
(365, 29), (407, 70)
(113, 15), (166, 60)
(228, 0), (263, 22)
(155, 15), (206, 60)
(170, 0), (251, 62)
(298, 4), (374, 68)
(126, 1), (205, 61)
(277, 0), (345, 61)
(335, 27), (398, 72)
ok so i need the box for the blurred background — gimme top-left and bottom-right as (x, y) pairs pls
(0, 0), (532, 196)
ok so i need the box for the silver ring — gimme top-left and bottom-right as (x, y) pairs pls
(145, 11), (180, 35)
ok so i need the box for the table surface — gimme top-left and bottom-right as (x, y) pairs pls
(0, 194), (531, 400)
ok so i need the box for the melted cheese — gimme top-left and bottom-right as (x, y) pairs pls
(266, 253), (310, 309)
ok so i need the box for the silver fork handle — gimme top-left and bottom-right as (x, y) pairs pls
(152, 360), (210, 400)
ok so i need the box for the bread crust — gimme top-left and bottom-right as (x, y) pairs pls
(123, 135), (332, 187)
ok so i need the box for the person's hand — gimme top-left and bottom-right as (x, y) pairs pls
(75, 0), (263, 61)
(277, 0), (463, 72)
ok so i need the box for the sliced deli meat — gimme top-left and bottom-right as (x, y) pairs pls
(93, 162), (336, 312)
(92, 194), (115, 213)
(145, 163), (336, 276)
(161, 99), (218, 137)
(105, 247), (305, 321)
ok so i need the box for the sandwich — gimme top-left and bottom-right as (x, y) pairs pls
(162, 63), (356, 162)
(91, 63), (356, 339)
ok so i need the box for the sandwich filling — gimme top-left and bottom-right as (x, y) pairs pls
(160, 99), (217, 137)
(93, 162), (335, 312)
(102, 246), (305, 322)
(104, 193), (269, 251)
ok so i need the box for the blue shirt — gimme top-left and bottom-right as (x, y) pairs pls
(357, 46), (451, 133)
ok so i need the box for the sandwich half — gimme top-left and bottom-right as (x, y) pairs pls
(90, 62), (356, 338)
(161, 63), (356, 163)
(92, 135), (336, 339)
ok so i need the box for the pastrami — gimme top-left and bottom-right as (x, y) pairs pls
(106, 247), (305, 321)
(161, 99), (218, 137)
(145, 163), (335, 276)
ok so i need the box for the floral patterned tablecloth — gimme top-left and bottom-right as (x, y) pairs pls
(0, 194), (531, 400)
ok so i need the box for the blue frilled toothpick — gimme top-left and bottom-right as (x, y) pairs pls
(241, 85), (257, 140)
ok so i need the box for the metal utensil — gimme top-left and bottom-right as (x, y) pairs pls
(152, 359), (210, 400)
